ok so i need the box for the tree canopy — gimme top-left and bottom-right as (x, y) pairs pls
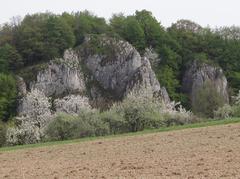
(1, 10), (240, 120)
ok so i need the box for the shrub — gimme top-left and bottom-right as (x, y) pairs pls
(192, 81), (225, 118)
(45, 113), (94, 141)
(214, 104), (234, 119)
(232, 105), (240, 117)
(143, 111), (165, 128)
(114, 91), (161, 132)
(101, 95), (179, 133)
(163, 112), (197, 126)
(43, 88), (196, 142)
(214, 90), (240, 119)
(45, 109), (110, 141)
(6, 124), (42, 145)
(0, 122), (6, 147)
(100, 110), (128, 134)
(124, 104), (146, 132)
(112, 88), (195, 131)
(232, 90), (240, 105)
(78, 109), (110, 136)
(163, 113), (185, 127)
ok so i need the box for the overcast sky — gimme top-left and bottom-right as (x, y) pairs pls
(1, 0), (240, 27)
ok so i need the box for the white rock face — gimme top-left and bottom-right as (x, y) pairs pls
(80, 35), (169, 103)
(30, 50), (86, 97)
(16, 76), (27, 97)
(125, 57), (160, 95)
(144, 48), (161, 68)
(83, 39), (142, 97)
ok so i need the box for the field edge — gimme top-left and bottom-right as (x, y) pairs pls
(1, 117), (240, 152)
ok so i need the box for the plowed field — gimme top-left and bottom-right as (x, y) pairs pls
(1, 123), (240, 178)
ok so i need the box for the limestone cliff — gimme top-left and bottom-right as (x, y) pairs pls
(182, 60), (229, 106)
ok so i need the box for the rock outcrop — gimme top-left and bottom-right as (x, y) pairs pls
(16, 76), (27, 97)
(8, 35), (169, 144)
(79, 35), (169, 104)
(182, 60), (229, 105)
(144, 48), (161, 69)
(30, 50), (86, 97)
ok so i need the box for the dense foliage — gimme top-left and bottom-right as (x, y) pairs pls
(0, 73), (17, 121)
(0, 122), (6, 147)
(44, 93), (196, 142)
(1, 10), (240, 121)
(214, 91), (240, 119)
(192, 81), (225, 118)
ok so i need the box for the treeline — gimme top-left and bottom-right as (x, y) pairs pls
(1, 10), (240, 121)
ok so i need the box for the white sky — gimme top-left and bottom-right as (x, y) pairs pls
(0, 0), (240, 27)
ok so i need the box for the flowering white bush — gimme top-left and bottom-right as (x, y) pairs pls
(113, 87), (195, 130)
(6, 89), (52, 145)
(232, 90), (240, 105)
(6, 118), (42, 145)
(54, 95), (91, 114)
(214, 90), (240, 119)
(6, 86), (197, 145)
(214, 104), (234, 119)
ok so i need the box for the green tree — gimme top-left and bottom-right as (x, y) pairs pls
(156, 65), (180, 100)
(170, 19), (202, 33)
(135, 10), (167, 48)
(109, 13), (126, 36)
(74, 11), (109, 45)
(122, 16), (145, 51)
(43, 16), (75, 59)
(110, 15), (145, 51)
(0, 73), (17, 121)
(0, 24), (14, 46)
(15, 13), (51, 64)
(0, 44), (23, 72)
(61, 12), (76, 30)
(15, 13), (75, 64)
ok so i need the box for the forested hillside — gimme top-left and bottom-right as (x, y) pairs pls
(1, 10), (240, 122)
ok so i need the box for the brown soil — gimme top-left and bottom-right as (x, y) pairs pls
(1, 123), (240, 179)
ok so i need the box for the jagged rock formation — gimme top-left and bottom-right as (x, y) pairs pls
(79, 35), (169, 105)
(30, 50), (86, 97)
(8, 35), (169, 144)
(182, 60), (229, 105)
